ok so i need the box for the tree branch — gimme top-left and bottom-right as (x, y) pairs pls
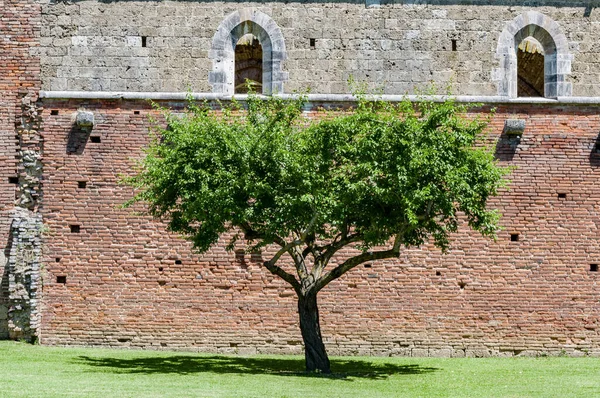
(263, 259), (302, 296)
(417, 200), (434, 221)
(239, 222), (305, 293)
(301, 212), (318, 241)
(267, 235), (309, 282)
(308, 233), (362, 282)
(270, 239), (302, 265)
(315, 233), (404, 292)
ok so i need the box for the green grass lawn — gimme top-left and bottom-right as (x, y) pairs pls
(0, 341), (599, 397)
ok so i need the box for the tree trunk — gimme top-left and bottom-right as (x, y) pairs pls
(298, 293), (331, 373)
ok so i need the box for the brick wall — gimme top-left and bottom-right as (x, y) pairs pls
(39, 99), (600, 356)
(0, 0), (41, 339)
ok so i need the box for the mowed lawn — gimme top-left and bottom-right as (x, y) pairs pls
(1, 341), (599, 397)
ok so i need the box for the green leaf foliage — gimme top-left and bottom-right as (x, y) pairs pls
(127, 94), (507, 266)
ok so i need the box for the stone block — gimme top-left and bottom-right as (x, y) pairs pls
(504, 119), (526, 136)
(411, 348), (429, 357)
(76, 111), (95, 128)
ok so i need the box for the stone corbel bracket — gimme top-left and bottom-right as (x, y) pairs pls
(75, 110), (95, 131)
(504, 119), (526, 136)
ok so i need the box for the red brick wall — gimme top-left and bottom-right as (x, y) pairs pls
(37, 100), (600, 357)
(0, 0), (41, 338)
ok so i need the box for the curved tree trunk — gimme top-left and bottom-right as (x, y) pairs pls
(298, 293), (331, 373)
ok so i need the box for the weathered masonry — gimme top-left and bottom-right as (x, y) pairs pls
(2, 1), (600, 356)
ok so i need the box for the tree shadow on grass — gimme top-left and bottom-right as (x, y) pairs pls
(76, 354), (438, 380)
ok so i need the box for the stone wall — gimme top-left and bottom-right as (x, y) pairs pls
(0, 0), (41, 340)
(6, 93), (44, 342)
(39, 1), (597, 96)
(38, 98), (600, 357)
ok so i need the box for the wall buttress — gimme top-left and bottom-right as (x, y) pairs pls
(5, 92), (43, 342)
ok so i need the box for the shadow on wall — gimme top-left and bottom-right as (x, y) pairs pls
(494, 132), (520, 162)
(66, 126), (90, 155)
(76, 355), (438, 380)
(589, 133), (600, 167)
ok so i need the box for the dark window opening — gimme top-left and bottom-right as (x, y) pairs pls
(310, 38), (316, 48)
(235, 34), (263, 94)
(558, 193), (567, 199)
(90, 136), (101, 143)
(451, 39), (457, 51)
(158, 267), (164, 272)
(134, 110), (140, 115)
(175, 260), (182, 265)
(78, 181), (87, 189)
(141, 36), (147, 47)
(55, 257), (61, 263)
(517, 37), (545, 97)
(591, 264), (598, 272)
(70, 225), (80, 233)
(51, 110), (59, 116)
(364, 263), (372, 268)
(510, 233), (519, 242)
(8, 176), (18, 184)
(436, 271), (441, 276)
(56, 276), (67, 284)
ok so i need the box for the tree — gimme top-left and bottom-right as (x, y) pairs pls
(127, 94), (507, 374)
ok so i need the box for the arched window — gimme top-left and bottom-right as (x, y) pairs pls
(235, 34), (263, 93)
(517, 37), (545, 97)
(494, 12), (572, 99)
(209, 10), (288, 95)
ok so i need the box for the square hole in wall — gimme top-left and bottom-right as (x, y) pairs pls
(310, 38), (316, 48)
(141, 36), (147, 47)
(591, 264), (598, 272)
(70, 225), (80, 233)
(77, 181), (87, 189)
(90, 136), (101, 143)
(436, 271), (441, 276)
(510, 234), (519, 242)
(175, 260), (182, 265)
(134, 110), (140, 115)
(56, 276), (67, 284)
(55, 257), (61, 262)
(250, 251), (262, 263)
(364, 263), (372, 268)
(558, 193), (567, 199)
(50, 110), (59, 116)
(8, 176), (18, 184)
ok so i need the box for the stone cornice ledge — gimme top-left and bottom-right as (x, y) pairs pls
(38, 91), (600, 105)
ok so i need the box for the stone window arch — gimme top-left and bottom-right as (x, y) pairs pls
(494, 11), (572, 99)
(209, 9), (288, 95)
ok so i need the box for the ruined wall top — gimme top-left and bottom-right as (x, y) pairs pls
(37, 1), (598, 96)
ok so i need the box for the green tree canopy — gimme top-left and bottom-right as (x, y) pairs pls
(127, 94), (508, 373)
